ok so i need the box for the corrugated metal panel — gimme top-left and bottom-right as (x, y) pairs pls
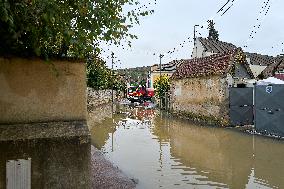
(6, 158), (31, 189)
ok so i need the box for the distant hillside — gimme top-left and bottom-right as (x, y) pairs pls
(116, 66), (151, 86)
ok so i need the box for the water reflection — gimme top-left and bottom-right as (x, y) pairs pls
(90, 104), (284, 189)
(0, 137), (90, 189)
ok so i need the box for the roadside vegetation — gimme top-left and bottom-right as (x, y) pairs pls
(154, 75), (170, 98)
(154, 75), (170, 107)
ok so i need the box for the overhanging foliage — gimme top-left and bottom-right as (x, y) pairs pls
(0, 0), (154, 59)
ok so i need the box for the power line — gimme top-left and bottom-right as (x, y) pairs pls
(217, 0), (231, 13)
(244, 0), (274, 48)
(162, 0), (239, 58)
(216, 0), (238, 17)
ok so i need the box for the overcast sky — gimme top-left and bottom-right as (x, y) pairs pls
(104, 0), (284, 69)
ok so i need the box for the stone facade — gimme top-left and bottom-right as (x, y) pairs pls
(170, 50), (254, 126)
(171, 75), (230, 126)
(87, 88), (122, 109)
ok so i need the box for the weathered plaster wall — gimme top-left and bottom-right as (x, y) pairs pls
(171, 75), (230, 125)
(0, 57), (87, 124)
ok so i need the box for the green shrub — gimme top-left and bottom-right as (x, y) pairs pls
(154, 75), (170, 98)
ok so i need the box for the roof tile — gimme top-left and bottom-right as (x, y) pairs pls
(198, 37), (237, 54)
(172, 51), (234, 79)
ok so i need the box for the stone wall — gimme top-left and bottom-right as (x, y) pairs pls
(87, 88), (122, 109)
(0, 57), (87, 124)
(171, 75), (230, 126)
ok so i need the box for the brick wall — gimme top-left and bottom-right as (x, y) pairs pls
(171, 75), (230, 126)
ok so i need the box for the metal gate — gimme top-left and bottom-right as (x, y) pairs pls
(255, 85), (284, 136)
(229, 87), (254, 126)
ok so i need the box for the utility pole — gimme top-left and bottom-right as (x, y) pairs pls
(159, 54), (164, 78)
(193, 24), (203, 57)
(111, 52), (114, 113)
(194, 25), (199, 57)
(194, 24), (199, 42)
(159, 54), (164, 109)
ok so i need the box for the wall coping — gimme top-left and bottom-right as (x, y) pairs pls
(0, 56), (85, 63)
(0, 121), (90, 142)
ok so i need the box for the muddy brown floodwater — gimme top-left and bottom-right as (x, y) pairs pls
(90, 103), (284, 189)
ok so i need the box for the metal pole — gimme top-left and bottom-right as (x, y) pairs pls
(194, 25), (198, 42)
(159, 54), (162, 77)
(159, 54), (164, 109)
(194, 25), (199, 57)
(111, 52), (114, 113)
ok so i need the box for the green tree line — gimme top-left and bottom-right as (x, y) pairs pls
(87, 57), (126, 91)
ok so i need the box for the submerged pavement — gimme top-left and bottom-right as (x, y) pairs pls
(89, 100), (284, 189)
(91, 146), (136, 189)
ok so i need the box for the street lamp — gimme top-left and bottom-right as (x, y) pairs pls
(194, 24), (199, 42)
(159, 54), (164, 109)
(159, 54), (164, 78)
(111, 52), (114, 104)
(193, 25), (203, 57)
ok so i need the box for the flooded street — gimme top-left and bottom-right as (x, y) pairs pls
(90, 103), (284, 189)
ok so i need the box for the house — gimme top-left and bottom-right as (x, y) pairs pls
(151, 37), (275, 89)
(244, 52), (274, 79)
(170, 50), (253, 126)
(192, 37), (276, 80)
(192, 37), (237, 58)
(150, 60), (186, 88)
(259, 55), (284, 80)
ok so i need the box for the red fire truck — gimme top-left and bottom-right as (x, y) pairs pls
(127, 86), (154, 102)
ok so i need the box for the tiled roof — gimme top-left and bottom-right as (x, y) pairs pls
(260, 56), (284, 78)
(156, 59), (189, 72)
(172, 51), (234, 79)
(198, 38), (275, 67)
(276, 57), (284, 72)
(245, 52), (274, 66)
(198, 37), (237, 54)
